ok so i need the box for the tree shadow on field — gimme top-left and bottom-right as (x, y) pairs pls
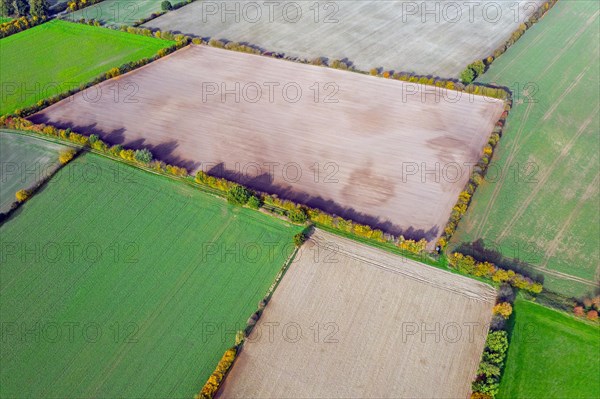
(206, 163), (439, 242)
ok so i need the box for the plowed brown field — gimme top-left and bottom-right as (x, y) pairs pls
(32, 45), (504, 240)
(217, 229), (496, 398)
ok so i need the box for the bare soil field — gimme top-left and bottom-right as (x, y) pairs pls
(217, 229), (496, 398)
(31, 45), (504, 240)
(143, 0), (543, 77)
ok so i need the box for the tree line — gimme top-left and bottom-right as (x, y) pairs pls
(1, 0), (52, 18)
(436, 99), (511, 251)
(471, 284), (516, 398)
(460, 0), (559, 84)
(449, 252), (543, 294)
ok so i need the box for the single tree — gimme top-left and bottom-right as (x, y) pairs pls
(160, 0), (172, 11)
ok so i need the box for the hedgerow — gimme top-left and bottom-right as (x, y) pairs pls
(448, 252), (542, 294)
(461, 0), (559, 83)
(0, 15), (45, 38)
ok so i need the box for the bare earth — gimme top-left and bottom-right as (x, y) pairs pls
(144, 0), (543, 77)
(218, 229), (496, 398)
(32, 45), (504, 240)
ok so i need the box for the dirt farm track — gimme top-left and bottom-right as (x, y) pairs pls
(32, 45), (504, 240)
(217, 229), (496, 398)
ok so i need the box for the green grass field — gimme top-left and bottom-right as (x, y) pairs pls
(0, 19), (172, 114)
(63, 0), (170, 26)
(0, 130), (69, 213)
(451, 0), (600, 297)
(0, 153), (301, 398)
(499, 298), (600, 398)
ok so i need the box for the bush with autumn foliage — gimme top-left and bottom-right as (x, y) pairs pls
(448, 252), (542, 294)
(573, 295), (600, 321)
(195, 347), (237, 399)
(436, 99), (511, 251)
(492, 302), (513, 319)
(0, 15), (45, 38)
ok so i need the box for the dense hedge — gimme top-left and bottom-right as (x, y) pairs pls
(436, 96), (511, 250)
(449, 253), (542, 294)
(0, 15), (45, 38)
(195, 347), (237, 399)
(0, 116), (189, 177)
(470, 284), (515, 398)
(461, 0), (559, 83)
(196, 171), (429, 255)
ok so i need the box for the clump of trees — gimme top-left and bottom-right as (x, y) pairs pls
(460, 60), (485, 84)
(227, 184), (251, 205)
(448, 252), (543, 293)
(573, 295), (600, 321)
(0, 15), (44, 38)
(293, 232), (307, 247)
(471, 284), (515, 398)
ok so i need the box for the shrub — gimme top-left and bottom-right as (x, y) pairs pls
(460, 67), (475, 84)
(489, 314), (506, 331)
(573, 305), (585, 317)
(293, 232), (307, 247)
(587, 310), (598, 321)
(15, 189), (30, 202)
(58, 148), (76, 164)
(134, 148), (153, 165)
(492, 302), (513, 319)
(161, 0), (172, 11)
(247, 195), (261, 209)
(227, 184), (251, 205)
(288, 208), (308, 224)
(497, 283), (515, 303)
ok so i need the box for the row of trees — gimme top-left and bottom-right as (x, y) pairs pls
(1, 0), (51, 18)
(461, 0), (558, 84)
(437, 101), (510, 250)
(471, 284), (515, 398)
(0, 14), (44, 37)
(196, 347), (237, 399)
(448, 252), (543, 294)
(196, 170), (429, 255)
(573, 296), (600, 321)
